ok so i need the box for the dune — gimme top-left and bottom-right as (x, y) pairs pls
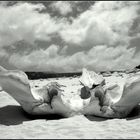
(0, 70), (140, 138)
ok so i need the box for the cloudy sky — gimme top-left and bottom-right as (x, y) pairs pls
(0, 1), (140, 72)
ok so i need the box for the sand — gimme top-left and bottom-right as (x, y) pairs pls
(0, 73), (140, 139)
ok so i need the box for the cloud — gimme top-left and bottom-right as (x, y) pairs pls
(0, 1), (140, 72)
(0, 2), (66, 48)
(60, 1), (140, 47)
(8, 44), (60, 71)
(7, 44), (140, 72)
(50, 1), (73, 16)
(0, 49), (8, 58)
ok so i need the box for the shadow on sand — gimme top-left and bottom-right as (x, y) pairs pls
(0, 105), (65, 126)
(85, 105), (140, 121)
(85, 115), (108, 122)
(0, 105), (140, 126)
(126, 105), (140, 120)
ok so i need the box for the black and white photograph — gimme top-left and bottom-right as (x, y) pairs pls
(0, 1), (140, 139)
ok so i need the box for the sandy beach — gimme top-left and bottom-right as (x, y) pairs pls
(1, 1), (140, 139)
(1, 72), (140, 139)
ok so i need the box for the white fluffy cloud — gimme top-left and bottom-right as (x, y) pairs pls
(8, 44), (140, 72)
(8, 44), (60, 70)
(60, 1), (140, 47)
(0, 2), (66, 47)
(0, 1), (140, 72)
(50, 1), (72, 16)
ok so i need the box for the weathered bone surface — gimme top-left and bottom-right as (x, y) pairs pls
(0, 65), (140, 118)
(80, 68), (140, 118)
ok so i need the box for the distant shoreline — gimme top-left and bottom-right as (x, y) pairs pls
(25, 68), (140, 80)
(25, 71), (82, 79)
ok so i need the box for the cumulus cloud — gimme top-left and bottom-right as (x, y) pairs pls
(8, 44), (60, 71)
(50, 1), (73, 16)
(60, 1), (140, 47)
(0, 2), (66, 47)
(8, 44), (140, 72)
(0, 1), (140, 72)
